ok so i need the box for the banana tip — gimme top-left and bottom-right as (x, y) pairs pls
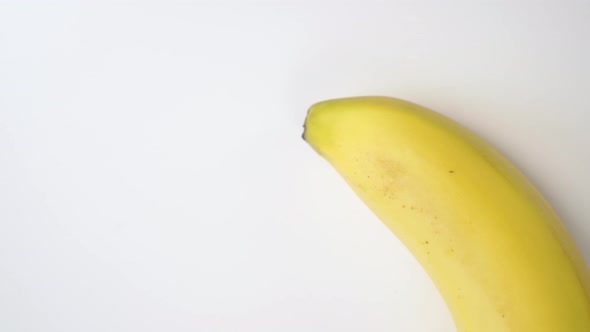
(301, 106), (312, 142)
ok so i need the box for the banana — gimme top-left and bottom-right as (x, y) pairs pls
(302, 96), (590, 332)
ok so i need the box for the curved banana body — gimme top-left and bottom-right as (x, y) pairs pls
(303, 96), (590, 332)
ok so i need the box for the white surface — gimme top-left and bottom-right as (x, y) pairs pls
(1, 1), (589, 331)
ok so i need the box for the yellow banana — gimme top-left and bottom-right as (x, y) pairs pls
(303, 96), (590, 332)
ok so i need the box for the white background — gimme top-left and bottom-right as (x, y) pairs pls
(1, 1), (589, 331)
